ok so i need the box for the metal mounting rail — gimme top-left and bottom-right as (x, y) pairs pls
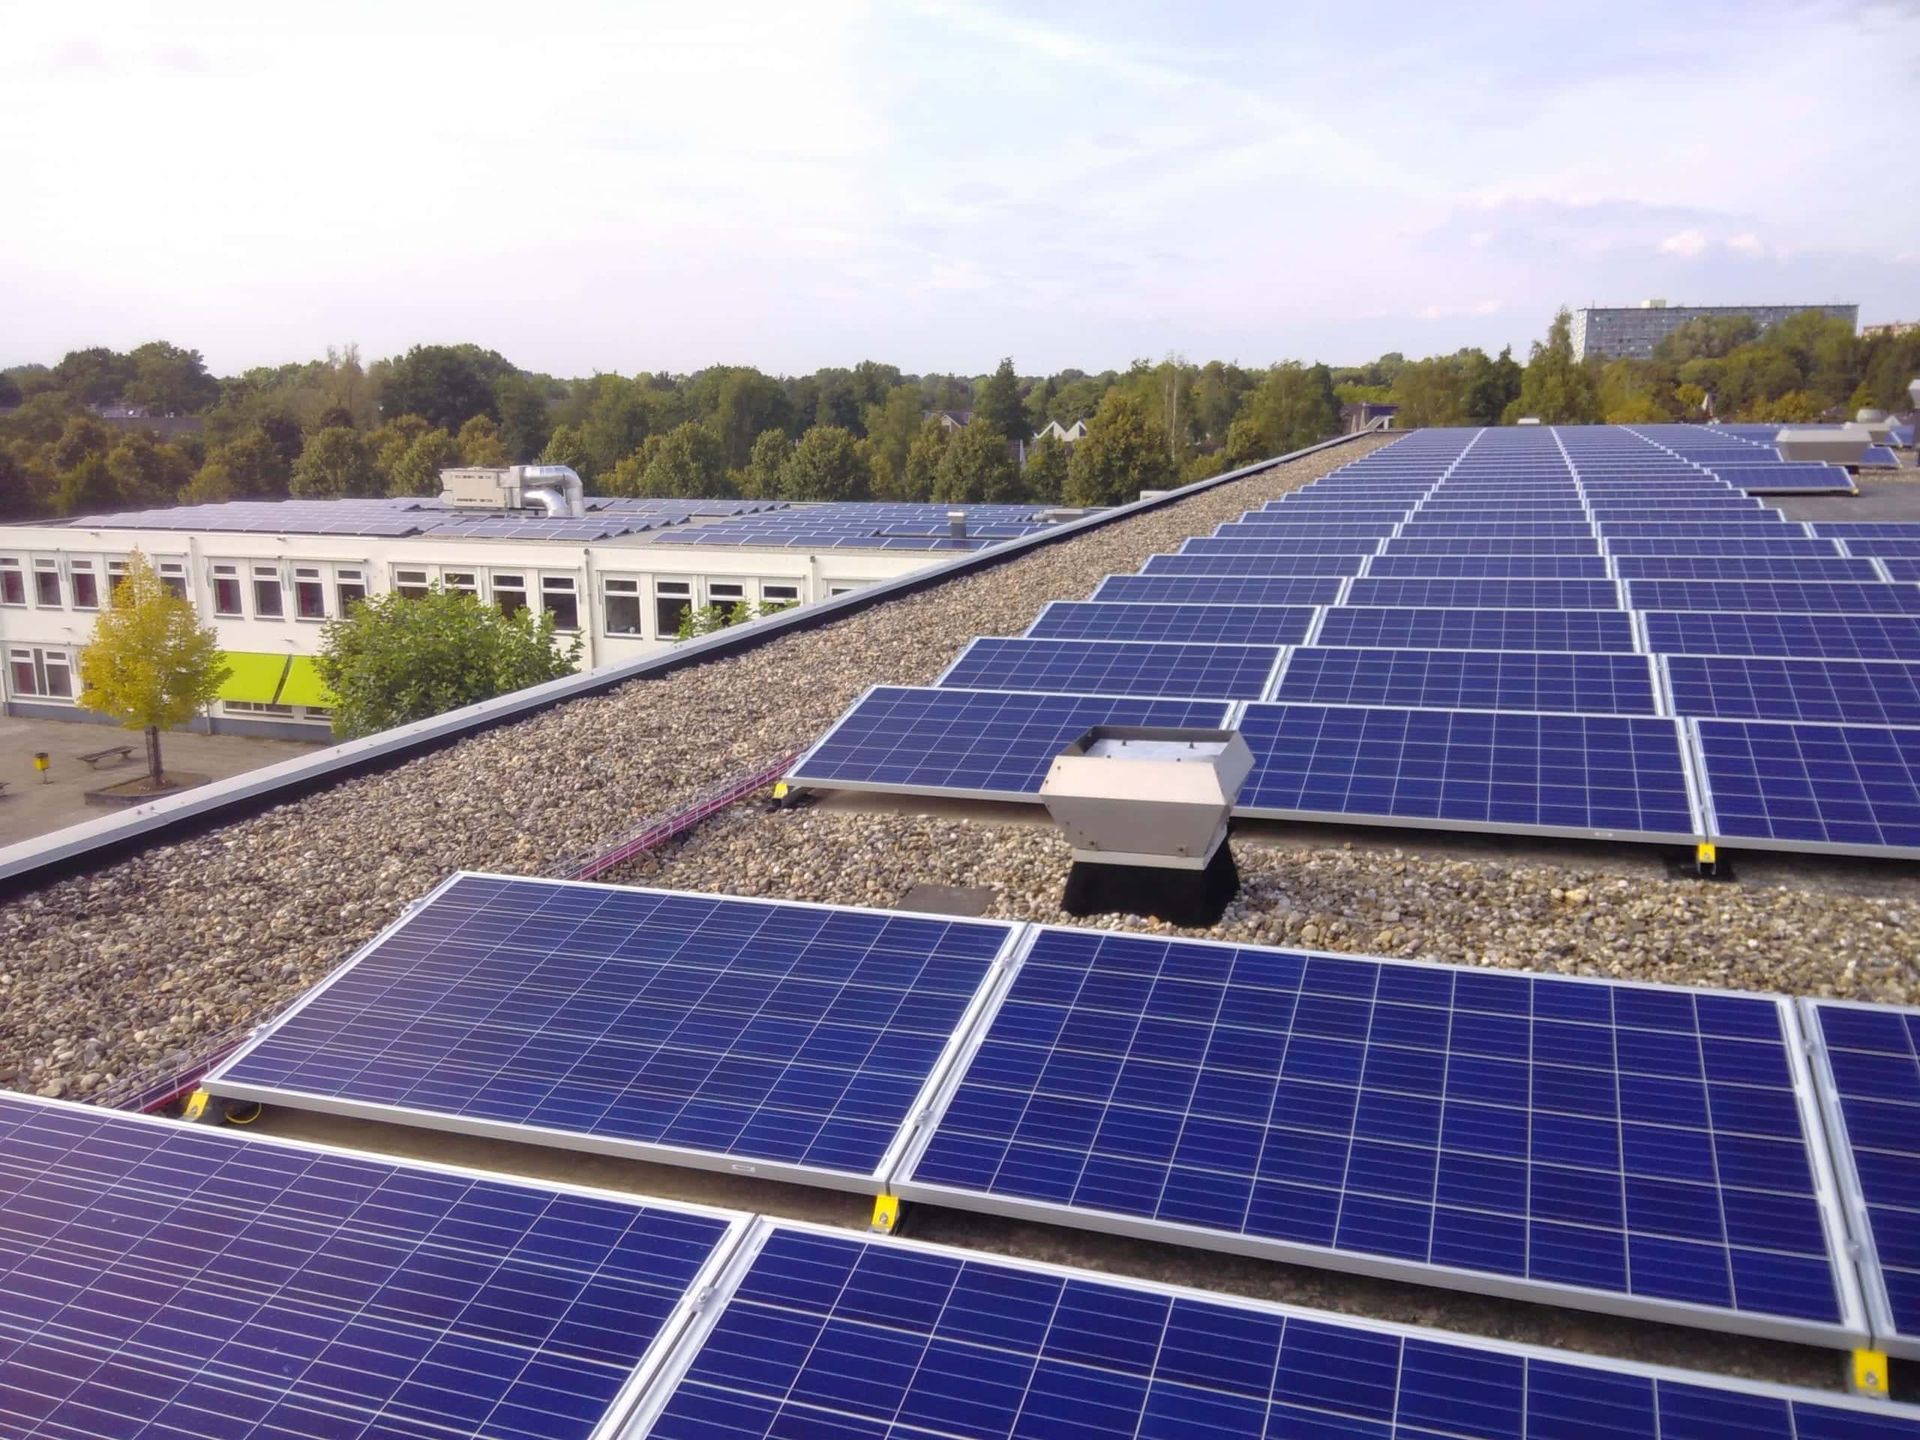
(559, 751), (798, 881)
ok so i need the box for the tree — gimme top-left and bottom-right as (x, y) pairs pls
(51, 347), (136, 406)
(199, 427), (290, 498)
(1023, 431), (1068, 503)
(315, 586), (582, 739)
(1065, 392), (1174, 506)
(974, 358), (1029, 441)
(862, 383), (925, 494)
(1508, 309), (1602, 423)
(105, 431), (193, 504)
(638, 421), (728, 497)
(370, 414), (433, 490)
(1463, 346), (1522, 426)
(894, 418), (948, 502)
(492, 370), (554, 461)
(702, 366), (793, 469)
(387, 428), (460, 497)
(1389, 358), (1469, 428)
(740, 429), (792, 499)
(290, 426), (377, 497)
(77, 551), (229, 785)
(49, 415), (113, 472)
(779, 425), (869, 500)
(456, 414), (508, 466)
(537, 423), (592, 475)
(1233, 362), (1340, 457)
(933, 421), (1019, 503)
(55, 454), (120, 514)
(124, 342), (219, 414)
(375, 344), (509, 431)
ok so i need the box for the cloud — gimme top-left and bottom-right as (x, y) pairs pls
(1726, 232), (1768, 257)
(1418, 300), (1505, 321)
(1659, 229), (1710, 258)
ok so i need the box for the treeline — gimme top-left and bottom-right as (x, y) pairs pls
(1358, 309), (1920, 427)
(0, 344), (1343, 520)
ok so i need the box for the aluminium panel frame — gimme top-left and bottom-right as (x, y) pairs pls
(1260, 648), (1668, 719)
(5, 1090), (756, 1440)
(885, 924), (1869, 1352)
(201, 871), (1027, 1196)
(1800, 996), (1920, 1360)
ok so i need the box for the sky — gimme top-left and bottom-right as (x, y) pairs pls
(2, 0), (1915, 378)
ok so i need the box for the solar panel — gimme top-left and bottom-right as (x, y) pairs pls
(634, 1221), (1915, 1440)
(1644, 611), (1920, 662)
(786, 686), (1231, 800)
(1178, 537), (1384, 560)
(1273, 648), (1659, 715)
(1090, 575), (1347, 606)
(1877, 560), (1920, 581)
(938, 636), (1283, 700)
(1708, 464), (1856, 494)
(1802, 999), (1920, 1360)
(1235, 704), (1698, 840)
(1382, 536), (1603, 556)
(894, 927), (1857, 1344)
(1667, 656), (1920, 725)
(1139, 553), (1370, 578)
(1837, 542), (1920, 560)
(1606, 537), (1846, 558)
(1025, 601), (1316, 645)
(1693, 719), (1920, 856)
(1219, 518), (1403, 536)
(1346, 578), (1622, 609)
(1398, 522), (1597, 538)
(1315, 606), (1639, 653)
(1614, 556), (1883, 582)
(205, 874), (1020, 1187)
(1366, 554), (1612, 579)
(1821, 525), (1920, 541)
(1625, 581), (1920, 614)
(0, 1091), (740, 1440)
(1603, 521), (1804, 538)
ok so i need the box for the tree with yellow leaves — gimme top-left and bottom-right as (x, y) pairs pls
(77, 551), (229, 786)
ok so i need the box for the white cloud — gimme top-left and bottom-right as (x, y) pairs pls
(1659, 229), (1710, 258)
(1726, 232), (1767, 256)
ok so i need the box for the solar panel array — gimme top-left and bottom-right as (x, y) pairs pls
(787, 423), (1920, 859)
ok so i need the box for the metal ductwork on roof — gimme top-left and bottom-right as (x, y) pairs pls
(436, 465), (588, 518)
(1039, 725), (1253, 926)
(512, 465), (587, 519)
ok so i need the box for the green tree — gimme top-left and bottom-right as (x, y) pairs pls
(1464, 346), (1523, 426)
(199, 427), (291, 498)
(862, 383), (925, 494)
(388, 428), (460, 497)
(375, 344), (509, 431)
(370, 414), (433, 490)
(740, 429), (792, 499)
(700, 366), (793, 469)
(1508, 309), (1602, 423)
(76, 551), (229, 785)
(1023, 431), (1068, 504)
(933, 422), (1020, 503)
(492, 370), (554, 460)
(1234, 362), (1340, 457)
(456, 414), (508, 466)
(779, 425), (869, 500)
(1064, 392), (1174, 506)
(51, 347), (136, 406)
(638, 421), (729, 497)
(974, 358), (1029, 441)
(290, 426), (377, 497)
(1389, 358), (1469, 428)
(49, 415), (114, 472)
(124, 342), (220, 414)
(55, 454), (120, 514)
(537, 423), (592, 474)
(315, 586), (582, 739)
(105, 431), (193, 504)
(894, 418), (948, 502)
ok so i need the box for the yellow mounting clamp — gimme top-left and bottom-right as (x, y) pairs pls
(772, 781), (790, 800)
(1852, 1348), (1890, 1398)
(1696, 842), (1716, 870)
(869, 1194), (900, 1235)
(182, 1090), (210, 1122)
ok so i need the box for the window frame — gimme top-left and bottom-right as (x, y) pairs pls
(491, 571), (528, 618)
(32, 559), (61, 609)
(292, 565), (327, 621)
(70, 560), (99, 611)
(251, 563), (285, 619)
(540, 574), (580, 632)
(653, 579), (693, 637)
(602, 576), (643, 636)
(0, 558), (23, 607)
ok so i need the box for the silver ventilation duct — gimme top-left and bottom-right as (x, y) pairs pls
(512, 465), (587, 519)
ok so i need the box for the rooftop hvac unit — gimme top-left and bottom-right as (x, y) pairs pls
(437, 465), (587, 517)
(1775, 428), (1869, 465)
(1039, 725), (1252, 925)
(1852, 412), (1895, 444)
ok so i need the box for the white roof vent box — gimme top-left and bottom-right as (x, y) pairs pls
(1040, 725), (1253, 925)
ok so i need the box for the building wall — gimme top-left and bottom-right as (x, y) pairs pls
(1569, 304), (1858, 361)
(0, 526), (928, 738)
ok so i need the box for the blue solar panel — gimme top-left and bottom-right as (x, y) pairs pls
(1877, 560), (1920, 580)
(1707, 464), (1856, 494)
(898, 927), (1855, 1342)
(1178, 536), (1384, 559)
(1821, 525), (1920, 540)
(1316, 606), (1639, 653)
(640, 1224), (1910, 1440)
(208, 874), (1018, 1184)
(1220, 518), (1402, 536)
(1667, 657), (1920, 725)
(1138, 553), (1369, 579)
(1694, 719), (1920, 855)
(1383, 536), (1603, 556)
(1347, 578), (1622, 609)
(0, 1092), (737, 1440)
(1091, 575), (1346, 605)
(787, 686), (1231, 799)
(1804, 999), (1920, 1359)
(1399, 522), (1597, 538)
(1274, 648), (1658, 715)
(1607, 536), (1846, 558)
(939, 637), (1281, 700)
(1615, 556), (1882, 582)
(1604, 521), (1804, 538)
(1626, 581), (1920, 614)
(1644, 611), (1920, 661)
(1026, 601), (1315, 645)
(1835, 542), (1920, 559)
(1367, 554), (1612, 579)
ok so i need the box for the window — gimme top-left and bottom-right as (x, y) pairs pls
(654, 580), (692, 637)
(707, 581), (746, 626)
(603, 577), (643, 636)
(158, 559), (188, 601)
(223, 700), (296, 717)
(443, 570), (479, 599)
(541, 575), (579, 631)
(828, 585), (858, 597)
(761, 583), (799, 608)
(294, 566), (326, 620)
(252, 565), (284, 618)
(492, 572), (527, 617)
(106, 560), (127, 604)
(336, 568), (366, 612)
(33, 560), (60, 608)
(394, 567), (430, 601)
(71, 561), (98, 610)
(0, 560), (22, 607)
(211, 563), (243, 616)
(8, 647), (72, 700)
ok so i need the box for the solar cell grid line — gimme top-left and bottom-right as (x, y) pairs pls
(1270, 647), (1661, 716)
(1090, 574), (1347, 606)
(625, 1224), (1920, 1440)
(1603, 522), (1806, 539)
(1625, 581), (1920, 615)
(1801, 998), (1920, 1361)
(1690, 718), (1920, 858)
(0, 1090), (747, 1440)
(1345, 577), (1625, 610)
(1665, 656), (1920, 725)
(1315, 606), (1640, 654)
(1365, 555), (1613, 580)
(1644, 612), (1920, 662)
(887, 927), (1870, 1350)
(1024, 601), (1317, 646)
(1232, 703), (1700, 842)
(203, 873), (1025, 1190)
(1614, 557), (1884, 583)
(784, 685), (1233, 800)
(936, 636), (1284, 701)
(1140, 553), (1373, 578)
